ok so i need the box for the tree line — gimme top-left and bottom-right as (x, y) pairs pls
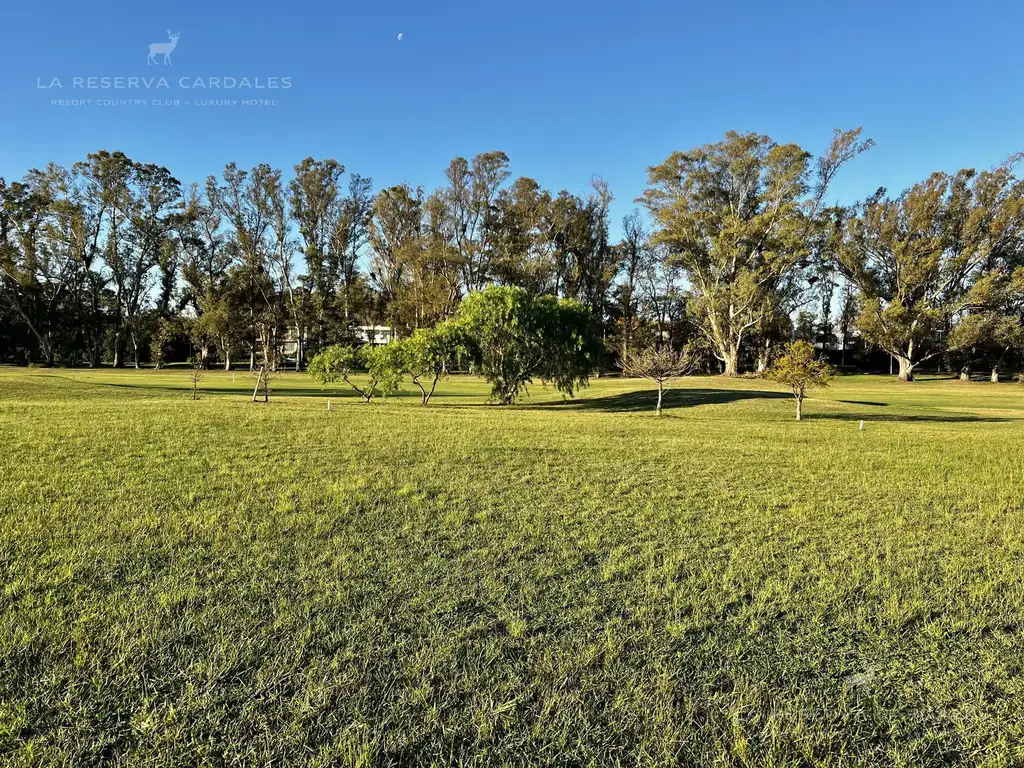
(2, 129), (1023, 382)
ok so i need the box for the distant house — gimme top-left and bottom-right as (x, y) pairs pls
(280, 333), (301, 360)
(271, 326), (396, 367)
(354, 326), (395, 346)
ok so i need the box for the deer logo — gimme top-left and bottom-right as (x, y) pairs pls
(147, 30), (180, 66)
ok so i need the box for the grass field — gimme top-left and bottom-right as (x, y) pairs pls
(1, 368), (1023, 766)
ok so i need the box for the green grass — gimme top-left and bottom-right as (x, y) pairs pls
(1, 368), (1023, 766)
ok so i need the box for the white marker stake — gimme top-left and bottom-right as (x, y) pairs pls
(859, 420), (864, 430)
(328, 400), (332, 411)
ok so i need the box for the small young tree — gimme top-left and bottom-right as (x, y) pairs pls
(251, 353), (274, 403)
(621, 344), (699, 416)
(766, 340), (836, 421)
(188, 355), (203, 400)
(307, 344), (398, 403)
(397, 323), (466, 405)
(309, 344), (360, 398)
(362, 343), (404, 400)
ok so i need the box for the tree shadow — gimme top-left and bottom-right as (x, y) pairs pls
(92, 380), (468, 401)
(839, 400), (888, 407)
(527, 388), (791, 413)
(809, 412), (1018, 423)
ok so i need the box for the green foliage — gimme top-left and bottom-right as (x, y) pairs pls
(361, 343), (404, 399)
(766, 340), (836, 420)
(454, 286), (603, 404)
(839, 162), (1024, 381)
(395, 323), (469, 404)
(307, 344), (360, 387)
(642, 129), (871, 375)
(308, 343), (405, 402)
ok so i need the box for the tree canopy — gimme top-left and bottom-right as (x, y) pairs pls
(454, 286), (602, 404)
(3, 138), (1024, 385)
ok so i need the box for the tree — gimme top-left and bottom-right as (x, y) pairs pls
(208, 162), (286, 374)
(368, 184), (423, 332)
(308, 344), (356, 391)
(837, 278), (859, 367)
(76, 151), (137, 367)
(0, 170), (78, 366)
(441, 152), (511, 293)
(149, 315), (181, 369)
(251, 356), (274, 403)
(840, 161), (1024, 381)
(188, 354), (203, 400)
(794, 310), (817, 341)
(125, 161), (184, 367)
(946, 266), (1024, 381)
(288, 157), (347, 355)
(489, 176), (555, 294)
(362, 343), (404, 399)
(642, 128), (871, 375)
(180, 182), (232, 367)
(766, 340), (836, 421)
(547, 180), (618, 328)
(307, 344), (396, 403)
(455, 286), (602, 404)
(613, 210), (648, 360)
(638, 243), (689, 350)
(338, 174), (375, 324)
(396, 323), (467, 405)
(621, 343), (699, 416)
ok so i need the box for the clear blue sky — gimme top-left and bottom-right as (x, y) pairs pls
(2, 0), (1022, 236)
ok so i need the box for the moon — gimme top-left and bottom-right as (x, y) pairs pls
(397, 32), (403, 42)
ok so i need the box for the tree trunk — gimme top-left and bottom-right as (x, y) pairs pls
(656, 380), (664, 416)
(251, 368), (263, 403)
(426, 376), (438, 406)
(991, 367), (1000, 383)
(41, 331), (55, 367)
(896, 355), (915, 382)
(795, 395), (803, 421)
(721, 345), (740, 377)
(959, 364), (971, 382)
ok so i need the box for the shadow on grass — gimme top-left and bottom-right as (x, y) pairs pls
(92, 380), (470, 401)
(527, 388), (791, 413)
(809, 412), (1018, 423)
